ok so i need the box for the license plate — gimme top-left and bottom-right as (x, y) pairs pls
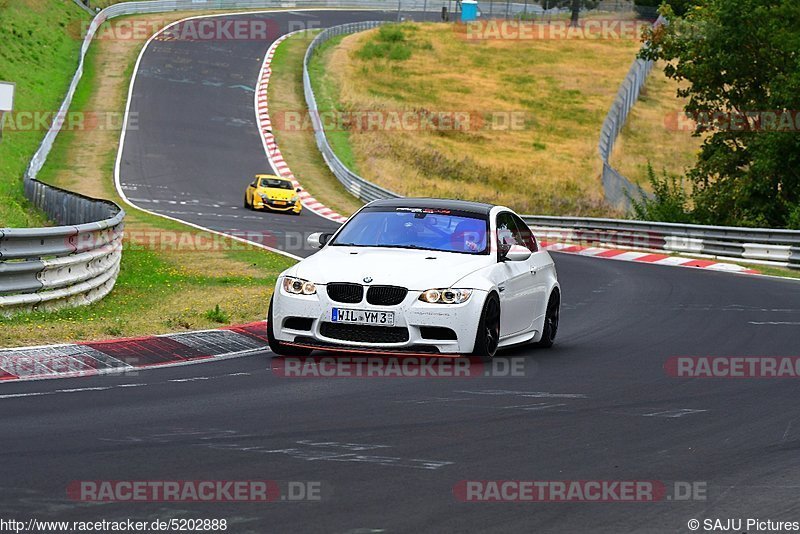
(332, 308), (395, 326)
(273, 200), (286, 205)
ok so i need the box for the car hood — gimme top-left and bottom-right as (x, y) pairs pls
(294, 246), (492, 290)
(258, 187), (295, 200)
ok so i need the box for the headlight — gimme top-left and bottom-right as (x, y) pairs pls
(419, 288), (473, 304)
(260, 193), (269, 201)
(291, 195), (300, 203)
(283, 276), (316, 295)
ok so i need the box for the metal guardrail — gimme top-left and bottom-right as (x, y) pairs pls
(597, 15), (665, 210)
(302, 23), (800, 270)
(71, 0), (97, 16)
(304, 22), (402, 203)
(523, 215), (800, 270)
(2, 1), (129, 315)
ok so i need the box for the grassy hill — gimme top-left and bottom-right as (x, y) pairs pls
(0, 0), (89, 227)
(310, 21), (699, 216)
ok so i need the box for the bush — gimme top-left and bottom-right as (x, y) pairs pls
(387, 44), (412, 61)
(204, 304), (230, 324)
(357, 24), (418, 62)
(788, 204), (800, 230)
(377, 25), (406, 43)
(629, 163), (694, 223)
(633, 0), (697, 18)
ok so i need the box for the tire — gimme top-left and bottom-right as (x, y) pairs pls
(471, 293), (501, 362)
(267, 297), (313, 357)
(243, 194), (251, 210)
(535, 289), (560, 348)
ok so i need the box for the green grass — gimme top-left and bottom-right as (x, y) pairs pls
(307, 34), (361, 174)
(36, 25), (100, 187)
(0, 0), (89, 227)
(0, 245), (294, 346)
(0, 8), (299, 346)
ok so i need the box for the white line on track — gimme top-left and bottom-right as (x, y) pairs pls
(0, 371), (257, 399)
(169, 377), (210, 382)
(113, 9), (376, 261)
(456, 389), (589, 399)
(0, 387), (112, 400)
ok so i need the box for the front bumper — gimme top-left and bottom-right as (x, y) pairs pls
(253, 198), (302, 213)
(271, 282), (487, 355)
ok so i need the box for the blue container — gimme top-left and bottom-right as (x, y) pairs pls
(461, 0), (478, 22)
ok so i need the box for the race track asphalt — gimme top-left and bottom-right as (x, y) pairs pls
(117, 10), (413, 258)
(2, 254), (800, 532)
(2, 9), (800, 534)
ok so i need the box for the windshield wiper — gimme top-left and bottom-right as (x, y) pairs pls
(331, 243), (452, 252)
(381, 244), (429, 250)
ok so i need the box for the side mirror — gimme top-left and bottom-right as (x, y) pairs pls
(307, 232), (332, 249)
(503, 244), (531, 262)
(296, 187), (302, 193)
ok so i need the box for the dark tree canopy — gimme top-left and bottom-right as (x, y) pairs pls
(634, 0), (698, 17)
(641, 0), (800, 228)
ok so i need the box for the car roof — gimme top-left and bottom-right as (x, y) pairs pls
(366, 197), (495, 215)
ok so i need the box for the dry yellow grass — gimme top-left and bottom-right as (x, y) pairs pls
(610, 63), (703, 189)
(320, 22), (655, 216)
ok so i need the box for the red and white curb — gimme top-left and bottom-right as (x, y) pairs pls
(256, 32), (349, 224)
(542, 241), (759, 275)
(0, 322), (270, 383)
(0, 245), (762, 384)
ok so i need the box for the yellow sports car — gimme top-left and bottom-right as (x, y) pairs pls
(244, 174), (302, 215)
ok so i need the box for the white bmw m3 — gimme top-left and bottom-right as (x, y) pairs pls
(267, 198), (560, 361)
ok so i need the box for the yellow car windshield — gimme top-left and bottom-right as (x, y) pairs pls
(260, 178), (293, 190)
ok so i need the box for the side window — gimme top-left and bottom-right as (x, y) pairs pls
(511, 214), (538, 252)
(496, 212), (521, 249)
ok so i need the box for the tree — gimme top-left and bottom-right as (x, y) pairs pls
(641, 0), (800, 228)
(570, 0), (581, 26)
(541, 1), (599, 24)
(633, 0), (699, 17)
(629, 164), (693, 223)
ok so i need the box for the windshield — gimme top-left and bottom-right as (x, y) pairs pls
(331, 207), (489, 255)
(260, 178), (293, 190)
